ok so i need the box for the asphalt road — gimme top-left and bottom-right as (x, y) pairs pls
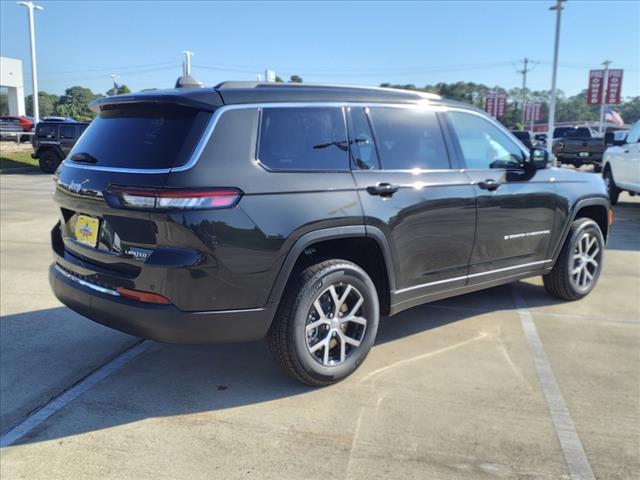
(1, 172), (638, 480)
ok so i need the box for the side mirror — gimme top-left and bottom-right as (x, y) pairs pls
(530, 147), (548, 169)
(604, 132), (614, 145)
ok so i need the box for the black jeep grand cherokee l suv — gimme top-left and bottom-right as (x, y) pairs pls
(50, 82), (610, 385)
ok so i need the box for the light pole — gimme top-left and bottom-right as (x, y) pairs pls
(547, 0), (565, 167)
(18, 1), (43, 124)
(110, 74), (120, 95)
(598, 60), (611, 135)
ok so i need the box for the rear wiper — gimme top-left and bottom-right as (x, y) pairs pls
(70, 152), (98, 164)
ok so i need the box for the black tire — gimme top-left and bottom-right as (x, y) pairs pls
(39, 150), (62, 174)
(593, 163), (602, 173)
(543, 218), (604, 301)
(267, 259), (379, 386)
(603, 166), (620, 205)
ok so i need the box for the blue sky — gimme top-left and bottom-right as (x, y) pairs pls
(1, 1), (638, 98)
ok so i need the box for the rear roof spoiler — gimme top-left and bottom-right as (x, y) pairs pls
(90, 87), (224, 113)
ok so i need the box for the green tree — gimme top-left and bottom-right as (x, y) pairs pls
(25, 91), (59, 118)
(289, 75), (303, 83)
(619, 97), (640, 124)
(275, 75), (284, 83)
(55, 86), (103, 121)
(106, 84), (131, 96)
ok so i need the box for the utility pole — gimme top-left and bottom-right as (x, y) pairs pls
(598, 60), (611, 135)
(18, 1), (43, 124)
(547, 0), (566, 167)
(517, 57), (532, 127)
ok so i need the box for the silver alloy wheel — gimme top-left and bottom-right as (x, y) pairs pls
(305, 283), (367, 366)
(571, 232), (600, 291)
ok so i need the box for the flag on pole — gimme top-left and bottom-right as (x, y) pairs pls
(604, 106), (624, 126)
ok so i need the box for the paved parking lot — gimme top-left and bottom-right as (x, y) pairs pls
(1, 173), (638, 480)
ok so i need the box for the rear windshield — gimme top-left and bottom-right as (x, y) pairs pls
(68, 104), (211, 169)
(554, 127), (591, 139)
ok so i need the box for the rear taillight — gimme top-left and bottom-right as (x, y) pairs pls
(106, 187), (242, 210)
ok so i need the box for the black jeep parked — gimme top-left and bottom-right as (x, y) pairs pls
(32, 120), (89, 173)
(49, 82), (610, 385)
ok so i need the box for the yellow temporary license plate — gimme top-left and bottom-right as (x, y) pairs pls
(74, 215), (99, 247)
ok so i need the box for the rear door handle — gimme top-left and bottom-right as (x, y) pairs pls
(478, 179), (501, 191)
(366, 183), (399, 197)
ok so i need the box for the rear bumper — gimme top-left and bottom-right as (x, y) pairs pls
(49, 263), (275, 344)
(556, 152), (603, 164)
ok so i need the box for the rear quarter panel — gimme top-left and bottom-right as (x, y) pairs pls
(163, 107), (363, 308)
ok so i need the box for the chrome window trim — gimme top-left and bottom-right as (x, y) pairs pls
(394, 259), (550, 294)
(56, 101), (484, 175)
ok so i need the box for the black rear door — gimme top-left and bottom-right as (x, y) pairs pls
(348, 105), (476, 313)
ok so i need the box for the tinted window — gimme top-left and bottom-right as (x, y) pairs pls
(447, 111), (525, 169)
(68, 104), (211, 169)
(347, 107), (379, 170)
(59, 125), (76, 139)
(36, 124), (58, 139)
(563, 127), (591, 138)
(258, 107), (348, 171)
(368, 107), (449, 170)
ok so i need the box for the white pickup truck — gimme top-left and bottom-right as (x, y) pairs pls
(603, 120), (640, 205)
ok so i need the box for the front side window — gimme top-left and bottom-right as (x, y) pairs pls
(258, 107), (348, 171)
(347, 107), (379, 170)
(447, 111), (525, 169)
(368, 107), (449, 170)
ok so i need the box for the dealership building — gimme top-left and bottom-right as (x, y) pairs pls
(0, 56), (26, 116)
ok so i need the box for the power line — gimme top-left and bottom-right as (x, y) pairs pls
(39, 61), (178, 77)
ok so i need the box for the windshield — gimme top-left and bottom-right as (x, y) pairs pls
(69, 103), (211, 169)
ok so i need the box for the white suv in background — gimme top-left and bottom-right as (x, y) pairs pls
(603, 120), (640, 205)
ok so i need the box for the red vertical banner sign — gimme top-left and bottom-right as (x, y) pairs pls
(533, 102), (541, 121)
(484, 93), (496, 116)
(496, 94), (507, 117)
(605, 69), (623, 105)
(587, 70), (604, 104)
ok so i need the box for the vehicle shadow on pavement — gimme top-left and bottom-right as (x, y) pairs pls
(607, 201), (640, 252)
(3, 280), (565, 447)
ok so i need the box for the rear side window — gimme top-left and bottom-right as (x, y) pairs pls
(59, 125), (76, 139)
(68, 104), (211, 169)
(258, 107), (349, 171)
(37, 124), (57, 139)
(368, 107), (449, 170)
